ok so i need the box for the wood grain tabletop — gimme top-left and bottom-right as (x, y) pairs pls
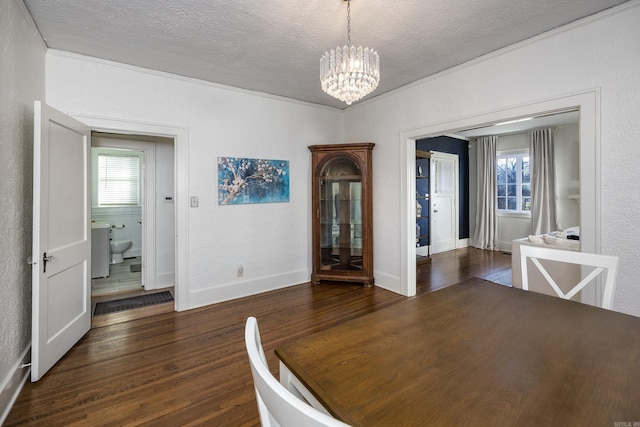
(276, 277), (640, 426)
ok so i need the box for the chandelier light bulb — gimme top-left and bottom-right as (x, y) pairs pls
(320, 0), (380, 105)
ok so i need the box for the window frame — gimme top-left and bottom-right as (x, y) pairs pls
(496, 149), (531, 217)
(97, 152), (142, 207)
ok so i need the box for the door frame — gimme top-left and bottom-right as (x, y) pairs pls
(73, 114), (189, 311)
(400, 90), (601, 297)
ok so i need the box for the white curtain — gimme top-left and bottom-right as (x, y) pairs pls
(473, 136), (498, 250)
(530, 128), (559, 235)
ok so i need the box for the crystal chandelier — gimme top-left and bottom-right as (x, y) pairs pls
(320, 0), (380, 105)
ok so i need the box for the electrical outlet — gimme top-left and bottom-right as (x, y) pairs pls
(237, 264), (244, 277)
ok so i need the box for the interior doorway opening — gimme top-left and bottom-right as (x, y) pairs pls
(90, 144), (145, 297)
(91, 131), (176, 326)
(71, 114), (188, 312)
(414, 135), (469, 264)
(401, 90), (600, 299)
(89, 131), (177, 326)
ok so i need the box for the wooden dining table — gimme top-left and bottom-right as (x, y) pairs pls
(275, 277), (640, 426)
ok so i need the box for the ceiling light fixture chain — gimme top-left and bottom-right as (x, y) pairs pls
(320, 0), (380, 105)
(346, 0), (352, 46)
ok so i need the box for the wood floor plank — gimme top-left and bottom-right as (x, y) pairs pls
(6, 248), (511, 426)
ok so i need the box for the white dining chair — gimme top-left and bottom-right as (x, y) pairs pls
(519, 245), (618, 309)
(244, 317), (351, 427)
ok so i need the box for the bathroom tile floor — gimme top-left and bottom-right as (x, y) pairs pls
(91, 256), (143, 296)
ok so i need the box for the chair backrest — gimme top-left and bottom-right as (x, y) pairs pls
(244, 317), (351, 427)
(519, 245), (618, 309)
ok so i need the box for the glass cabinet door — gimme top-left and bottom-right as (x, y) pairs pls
(319, 157), (363, 272)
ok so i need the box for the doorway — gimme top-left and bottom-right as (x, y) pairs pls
(31, 105), (188, 379)
(90, 132), (176, 324)
(90, 144), (145, 296)
(400, 90), (601, 298)
(415, 136), (470, 261)
(72, 114), (188, 312)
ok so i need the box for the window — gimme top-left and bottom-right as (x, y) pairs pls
(98, 154), (140, 206)
(497, 151), (530, 213)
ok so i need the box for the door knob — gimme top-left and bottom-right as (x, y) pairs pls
(43, 252), (55, 273)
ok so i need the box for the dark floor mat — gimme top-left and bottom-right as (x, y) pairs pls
(130, 263), (142, 273)
(94, 291), (173, 316)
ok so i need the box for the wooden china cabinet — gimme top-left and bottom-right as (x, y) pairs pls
(309, 143), (374, 286)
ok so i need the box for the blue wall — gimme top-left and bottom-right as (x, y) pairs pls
(416, 136), (469, 239)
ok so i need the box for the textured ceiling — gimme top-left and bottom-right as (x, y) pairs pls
(24, 0), (628, 109)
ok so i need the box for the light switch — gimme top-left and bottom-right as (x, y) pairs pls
(190, 196), (198, 207)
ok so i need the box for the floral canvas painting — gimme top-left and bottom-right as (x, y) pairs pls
(218, 157), (289, 205)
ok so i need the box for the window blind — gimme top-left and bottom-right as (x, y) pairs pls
(98, 154), (140, 206)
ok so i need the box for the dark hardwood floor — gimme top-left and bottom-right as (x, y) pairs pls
(6, 247), (511, 427)
(417, 247), (511, 295)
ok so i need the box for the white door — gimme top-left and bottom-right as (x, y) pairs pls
(430, 152), (458, 254)
(32, 101), (91, 381)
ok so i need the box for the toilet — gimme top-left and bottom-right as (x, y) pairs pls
(110, 240), (132, 264)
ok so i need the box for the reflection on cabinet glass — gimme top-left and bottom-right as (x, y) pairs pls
(320, 179), (362, 268)
(416, 150), (431, 263)
(310, 143), (374, 286)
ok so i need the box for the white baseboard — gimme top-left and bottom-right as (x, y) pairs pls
(499, 241), (514, 252)
(456, 238), (470, 248)
(0, 346), (30, 425)
(187, 269), (310, 310)
(372, 270), (403, 295)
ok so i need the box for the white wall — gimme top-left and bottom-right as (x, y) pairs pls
(344, 2), (640, 316)
(0, 0), (46, 421)
(45, 52), (344, 308)
(555, 124), (580, 231)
